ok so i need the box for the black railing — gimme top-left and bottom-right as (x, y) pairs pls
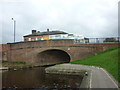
(74, 37), (120, 44)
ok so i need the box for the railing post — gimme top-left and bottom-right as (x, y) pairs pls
(118, 37), (120, 42)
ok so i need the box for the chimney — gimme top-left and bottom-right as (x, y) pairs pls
(32, 30), (36, 34)
(47, 28), (49, 32)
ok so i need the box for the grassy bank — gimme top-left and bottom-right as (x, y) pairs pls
(2, 61), (33, 70)
(70, 47), (119, 82)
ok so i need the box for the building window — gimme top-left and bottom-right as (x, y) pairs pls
(31, 39), (34, 41)
(28, 38), (31, 41)
(38, 37), (40, 40)
(24, 39), (27, 41)
(36, 37), (38, 40)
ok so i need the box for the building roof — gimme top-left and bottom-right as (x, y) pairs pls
(24, 30), (68, 37)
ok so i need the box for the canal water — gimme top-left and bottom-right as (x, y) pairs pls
(2, 67), (83, 89)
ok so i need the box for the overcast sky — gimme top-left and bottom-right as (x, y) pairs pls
(1, 0), (119, 44)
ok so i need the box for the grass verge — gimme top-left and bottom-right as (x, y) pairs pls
(70, 47), (119, 82)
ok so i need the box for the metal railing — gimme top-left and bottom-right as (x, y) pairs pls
(74, 37), (120, 44)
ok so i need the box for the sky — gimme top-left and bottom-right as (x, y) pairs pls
(1, 0), (119, 44)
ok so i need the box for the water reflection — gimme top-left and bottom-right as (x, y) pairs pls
(2, 67), (83, 88)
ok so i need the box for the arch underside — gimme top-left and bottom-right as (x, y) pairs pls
(38, 49), (70, 65)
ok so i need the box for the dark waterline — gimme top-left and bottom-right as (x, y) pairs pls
(2, 67), (83, 88)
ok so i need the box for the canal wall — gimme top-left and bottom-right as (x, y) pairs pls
(45, 64), (119, 88)
(45, 64), (90, 88)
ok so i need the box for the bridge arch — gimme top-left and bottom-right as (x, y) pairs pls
(37, 49), (71, 65)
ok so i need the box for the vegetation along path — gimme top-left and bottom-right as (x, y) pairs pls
(71, 47), (119, 88)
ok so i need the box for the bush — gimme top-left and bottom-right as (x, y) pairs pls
(11, 61), (26, 64)
(103, 38), (118, 42)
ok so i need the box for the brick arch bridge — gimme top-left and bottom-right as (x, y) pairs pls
(37, 49), (71, 65)
(1, 40), (119, 66)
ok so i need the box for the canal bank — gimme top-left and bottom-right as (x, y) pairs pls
(45, 64), (119, 88)
(2, 61), (46, 70)
(2, 66), (84, 88)
(2, 63), (119, 89)
(0, 64), (8, 70)
(0, 67), (8, 70)
(45, 64), (91, 88)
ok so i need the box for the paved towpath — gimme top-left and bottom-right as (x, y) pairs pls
(45, 64), (119, 89)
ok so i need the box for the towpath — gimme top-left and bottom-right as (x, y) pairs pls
(45, 64), (119, 89)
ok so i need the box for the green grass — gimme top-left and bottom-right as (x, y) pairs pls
(70, 47), (119, 82)
(11, 61), (26, 64)
(3, 61), (26, 66)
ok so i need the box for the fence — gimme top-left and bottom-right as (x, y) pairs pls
(74, 37), (120, 44)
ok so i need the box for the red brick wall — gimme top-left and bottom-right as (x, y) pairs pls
(0, 44), (10, 61)
(0, 40), (119, 65)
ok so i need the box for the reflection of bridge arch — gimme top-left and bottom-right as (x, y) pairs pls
(37, 49), (71, 65)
